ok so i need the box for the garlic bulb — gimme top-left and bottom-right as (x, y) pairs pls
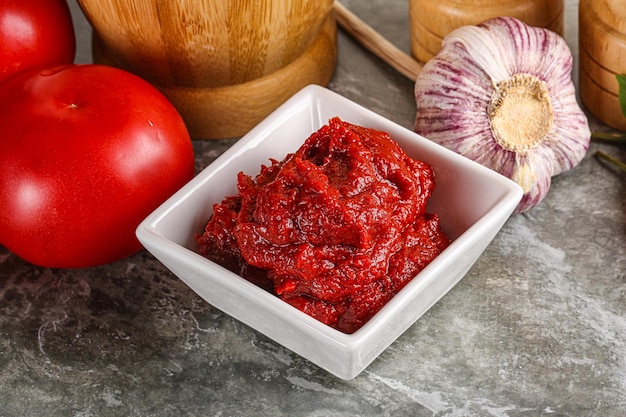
(414, 16), (590, 213)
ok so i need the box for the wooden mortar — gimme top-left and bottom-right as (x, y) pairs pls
(579, 0), (626, 131)
(409, 0), (564, 64)
(76, 0), (337, 139)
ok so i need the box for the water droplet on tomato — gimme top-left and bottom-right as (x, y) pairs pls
(39, 65), (73, 77)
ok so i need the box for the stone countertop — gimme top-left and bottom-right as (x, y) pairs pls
(1, 1), (625, 416)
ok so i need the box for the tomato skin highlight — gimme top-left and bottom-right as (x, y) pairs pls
(0, 0), (75, 84)
(0, 64), (195, 268)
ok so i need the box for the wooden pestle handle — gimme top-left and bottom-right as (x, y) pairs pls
(332, 1), (422, 80)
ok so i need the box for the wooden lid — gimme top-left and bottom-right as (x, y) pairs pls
(410, 0), (564, 63)
(410, 0), (564, 38)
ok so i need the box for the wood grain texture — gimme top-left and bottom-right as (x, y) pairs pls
(154, 16), (337, 139)
(579, 47), (620, 95)
(578, 0), (626, 131)
(579, 0), (626, 74)
(409, 0), (564, 63)
(76, 0), (337, 139)
(580, 69), (626, 131)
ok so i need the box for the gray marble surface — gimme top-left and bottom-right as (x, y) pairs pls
(1, 1), (625, 416)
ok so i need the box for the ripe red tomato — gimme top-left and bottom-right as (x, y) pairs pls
(0, 0), (75, 84)
(0, 64), (195, 268)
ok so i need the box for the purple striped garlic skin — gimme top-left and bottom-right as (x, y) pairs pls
(414, 16), (590, 213)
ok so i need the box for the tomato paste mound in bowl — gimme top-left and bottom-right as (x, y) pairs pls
(197, 117), (450, 333)
(138, 85), (524, 379)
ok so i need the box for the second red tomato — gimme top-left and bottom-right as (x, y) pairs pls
(0, 0), (75, 84)
(0, 64), (196, 268)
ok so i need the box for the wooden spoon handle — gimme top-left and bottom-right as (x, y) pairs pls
(332, 1), (422, 80)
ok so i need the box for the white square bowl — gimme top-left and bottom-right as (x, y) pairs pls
(136, 85), (523, 380)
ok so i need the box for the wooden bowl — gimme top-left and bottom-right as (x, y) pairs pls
(579, 0), (626, 131)
(76, 0), (337, 139)
(409, 0), (564, 64)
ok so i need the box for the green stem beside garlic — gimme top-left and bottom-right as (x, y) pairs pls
(618, 74), (626, 117)
(414, 17), (591, 213)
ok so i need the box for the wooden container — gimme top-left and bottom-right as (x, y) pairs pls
(409, 0), (564, 64)
(579, 0), (626, 131)
(76, 0), (337, 139)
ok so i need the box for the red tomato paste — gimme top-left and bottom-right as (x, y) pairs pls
(197, 117), (450, 333)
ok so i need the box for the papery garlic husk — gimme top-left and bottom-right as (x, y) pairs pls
(414, 16), (591, 213)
